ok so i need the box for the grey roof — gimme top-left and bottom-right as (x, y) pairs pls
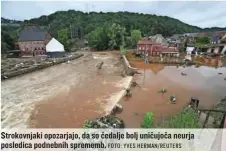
(183, 33), (198, 37)
(18, 26), (47, 41)
(170, 34), (182, 40)
(149, 34), (168, 46)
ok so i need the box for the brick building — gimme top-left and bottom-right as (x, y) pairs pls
(17, 26), (52, 57)
(137, 40), (179, 56)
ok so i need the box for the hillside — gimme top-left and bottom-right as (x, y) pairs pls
(23, 11), (202, 37)
(1, 10), (226, 52)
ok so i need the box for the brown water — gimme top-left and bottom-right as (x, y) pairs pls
(1, 52), (129, 128)
(117, 56), (226, 128)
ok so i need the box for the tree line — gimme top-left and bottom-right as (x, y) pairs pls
(1, 11), (226, 53)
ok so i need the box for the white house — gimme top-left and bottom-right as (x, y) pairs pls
(46, 38), (65, 58)
(221, 45), (226, 54)
(186, 46), (195, 55)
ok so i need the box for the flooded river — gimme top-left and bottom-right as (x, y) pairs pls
(1, 52), (130, 128)
(117, 57), (226, 128)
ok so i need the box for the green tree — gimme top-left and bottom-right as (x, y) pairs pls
(1, 31), (15, 54)
(107, 23), (126, 49)
(57, 28), (70, 50)
(131, 30), (142, 47)
(195, 36), (210, 44)
(57, 28), (69, 45)
(88, 26), (109, 50)
(125, 36), (132, 48)
(120, 45), (126, 55)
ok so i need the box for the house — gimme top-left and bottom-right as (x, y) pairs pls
(148, 34), (168, 46)
(137, 40), (179, 56)
(196, 32), (211, 37)
(211, 31), (226, 44)
(137, 40), (162, 55)
(211, 35), (221, 44)
(46, 38), (65, 58)
(221, 34), (226, 43)
(160, 47), (179, 57)
(183, 33), (196, 45)
(186, 46), (195, 55)
(221, 45), (226, 54)
(17, 26), (52, 57)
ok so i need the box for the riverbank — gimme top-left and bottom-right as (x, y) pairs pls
(1, 53), (84, 80)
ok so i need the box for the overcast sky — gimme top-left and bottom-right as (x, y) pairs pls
(1, 1), (226, 28)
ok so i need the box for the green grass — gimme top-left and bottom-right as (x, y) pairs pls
(194, 43), (212, 48)
(141, 108), (201, 128)
(161, 108), (200, 128)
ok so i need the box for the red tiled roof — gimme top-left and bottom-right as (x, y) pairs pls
(160, 47), (179, 53)
(138, 40), (154, 45)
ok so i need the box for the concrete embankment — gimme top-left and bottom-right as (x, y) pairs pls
(1, 54), (84, 80)
(122, 55), (138, 75)
(105, 55), (136, 115)
(105, 76), (133, 115)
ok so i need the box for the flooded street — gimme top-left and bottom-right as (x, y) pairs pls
(1, 52), (129, 128)
(117, 56), (226, 128)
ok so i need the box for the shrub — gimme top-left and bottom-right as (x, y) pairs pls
(163, 108), (200, 128)
(141, 112), (154, 128)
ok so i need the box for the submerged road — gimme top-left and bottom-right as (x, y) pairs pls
(1, 52), (131, 128)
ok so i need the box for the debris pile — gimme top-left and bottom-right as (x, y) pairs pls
(158, 88), (167, 94)
(83, 115), (125, 128)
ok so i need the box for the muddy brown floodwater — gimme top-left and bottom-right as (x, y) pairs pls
(1, 51), (130, 128)
(116, 55), (226, 128)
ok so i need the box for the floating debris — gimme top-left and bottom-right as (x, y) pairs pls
(170, 95), (176, 104)
(158, 88), (167, 94)
(181, 72), (187, 76)
(224, 78), (226, 81)
(125, 88), (132, 96)
(218, 72), (223, 75)
(131, 81), (138, 87)
(96, 61), (104, 69)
